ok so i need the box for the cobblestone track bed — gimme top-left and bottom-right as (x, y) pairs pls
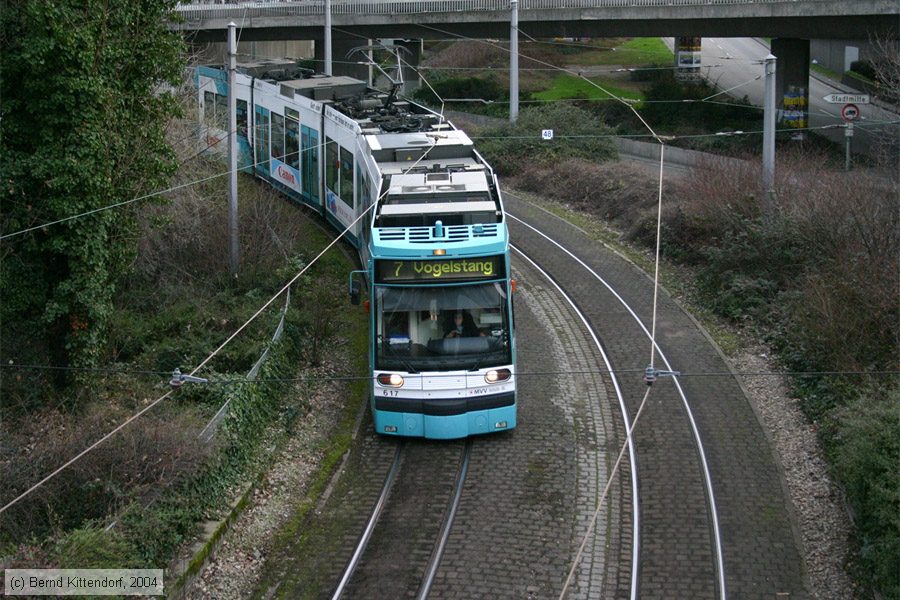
(426, 258), (621, 600)
(341, 440), (465, 599)
(506, 193), (808, 599)
(513, 260), (632, 600)
(509, 206), (717, 600)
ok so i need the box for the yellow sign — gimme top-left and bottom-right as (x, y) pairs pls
(376, 256), (503, 283)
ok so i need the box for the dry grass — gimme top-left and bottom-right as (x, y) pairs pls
(508, 158), (668, 240)
(0, 404), (211, 542)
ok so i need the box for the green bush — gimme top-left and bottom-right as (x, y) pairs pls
(830, 387), (900, 597)
(625, 73), (762, 154)
(412, 75), (507, 107)
(658, 156), (899, 597)
(0, 406), (210, 544)
(640, 74), (758, 131)
(849, 60), (877, 82)
(693, 224), (790, 322)
(475, 104), (617, 175)
(118, 327), (305, 566)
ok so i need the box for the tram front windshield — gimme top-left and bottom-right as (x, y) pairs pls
(375, 282), (511, 372)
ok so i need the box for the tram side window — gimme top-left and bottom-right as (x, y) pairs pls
(340, 147), (354, 208)
(285, 116), (300, 169)
(215, 94), (228, 131)
(205, 91), (242, 135)
(236, 99), (248, 139)
(203, 91), (216, 127)
(325, 137), (338, 194)
(357, 165), (371, 209)
(272, 113), (285, 162)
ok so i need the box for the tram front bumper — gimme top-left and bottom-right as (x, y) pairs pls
(373, 392), (516, 439)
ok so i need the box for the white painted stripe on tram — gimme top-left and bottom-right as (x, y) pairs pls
(510, 212), (727, 600)
(511, 245), (640, 600)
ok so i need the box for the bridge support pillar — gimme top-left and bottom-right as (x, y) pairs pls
(771, 38), (810, 139)
(315, 37), (369, 81)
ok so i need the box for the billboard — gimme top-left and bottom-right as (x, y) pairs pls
(676, 37), (702, 82)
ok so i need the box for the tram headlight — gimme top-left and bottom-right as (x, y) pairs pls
(377, 373), (404, 387)
(484, 368), (512, 384)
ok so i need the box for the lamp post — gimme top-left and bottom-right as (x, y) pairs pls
(510, 0), (519, 123)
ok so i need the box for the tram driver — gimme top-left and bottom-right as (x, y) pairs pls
(444, 311), (484, 338)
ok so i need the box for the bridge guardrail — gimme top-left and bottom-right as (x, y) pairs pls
(175, 0), (834, 21)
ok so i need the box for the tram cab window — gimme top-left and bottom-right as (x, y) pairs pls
(375, 283), (512, 371)
(443, 310), (482, 339)
(383, 311), (409, 344)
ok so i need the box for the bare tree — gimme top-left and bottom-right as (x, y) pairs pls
(868, 33), (900, 104)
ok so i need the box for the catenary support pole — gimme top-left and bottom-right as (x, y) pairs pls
(368, 39), (374, 86)
(324, 0), (332, 75)
(510, 0), (519, 123)
(228, 22), (239, 276)
(845, 122), (853, 171)
(762, 54), (776, 192)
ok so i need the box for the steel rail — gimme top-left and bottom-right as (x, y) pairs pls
(512, 245), (640, 600)
(330, 443), (403, 600)
(508, 206), (727, 600)
(416, 439), (473, 600)
(331, 440), (472, 599)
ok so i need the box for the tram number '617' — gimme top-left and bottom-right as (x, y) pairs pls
(382, 389), (399, 397)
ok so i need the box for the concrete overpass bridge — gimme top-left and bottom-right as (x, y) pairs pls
(176, 0), (898, 154)
(175, 0), (897, 42)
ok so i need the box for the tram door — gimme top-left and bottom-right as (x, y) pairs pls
(254, 106), (270, 177)
(301, 125), (319, 209)
(237, 99), (252, 171)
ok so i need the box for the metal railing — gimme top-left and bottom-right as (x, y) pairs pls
(175, 0), (833, 21)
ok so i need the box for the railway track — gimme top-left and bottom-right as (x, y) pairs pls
(507, 190), (808, 599)
(508, 194), (725, 599)
(330, 439), (472, 600)
(252, 189), (806, 600)
(512, 247), (640, 600)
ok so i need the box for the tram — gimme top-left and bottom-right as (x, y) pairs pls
(196, 59), (516, 438)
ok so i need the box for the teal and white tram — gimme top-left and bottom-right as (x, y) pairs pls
(196, 59), (516, 438)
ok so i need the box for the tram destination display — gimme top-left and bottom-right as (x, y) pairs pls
(376, 255), (505, 283)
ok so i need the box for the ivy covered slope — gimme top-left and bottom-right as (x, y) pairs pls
(1, 0), (185, 373)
